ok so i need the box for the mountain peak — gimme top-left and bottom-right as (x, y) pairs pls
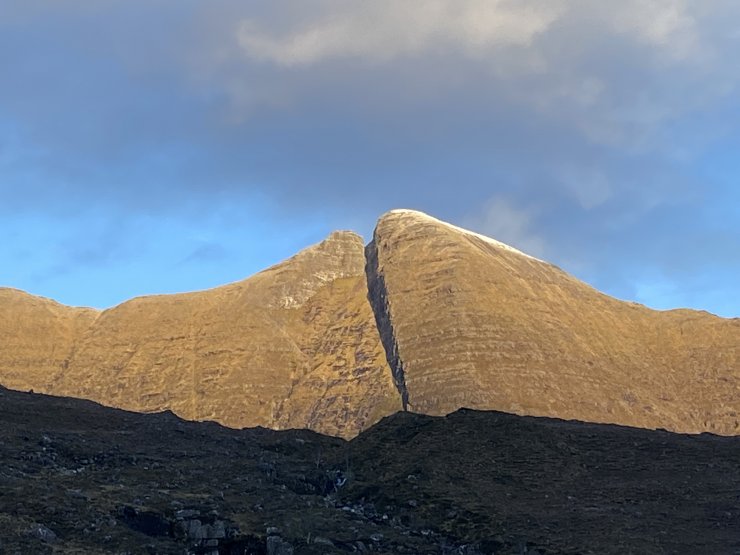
(325, 229), (364, 243)
(246, 229), (367, 310)
(366, 211), (739, 434)
(379, 209), (540, 261)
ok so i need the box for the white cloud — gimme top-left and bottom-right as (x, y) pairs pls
(463, 197), (547, 258)
(557, 165), (613, 209)
(236, 0), (565, 66)
(224, 1), (740, 156)
(609, 0), (703, 62)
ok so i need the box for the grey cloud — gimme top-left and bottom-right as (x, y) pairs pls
(235, 0), (564, 65)
(1, 1), (739, 313)
(462, 197), (547, 259)
(3, 1), (737, 211)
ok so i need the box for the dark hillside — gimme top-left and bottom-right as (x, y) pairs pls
(2, 387), (739, 554)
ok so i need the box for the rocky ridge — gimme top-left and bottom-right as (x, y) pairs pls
(1, 209), (739, 437)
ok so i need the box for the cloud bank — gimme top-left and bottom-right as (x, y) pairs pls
(1, 1), (739, 314)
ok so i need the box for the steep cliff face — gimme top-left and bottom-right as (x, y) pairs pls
(2, 232), (399, 438)
(366, 209), (740, 434)
(365, 239), (409, 411)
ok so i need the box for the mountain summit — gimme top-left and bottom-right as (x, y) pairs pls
(1, 210), (738, 436)
(367, 209), (739, 434)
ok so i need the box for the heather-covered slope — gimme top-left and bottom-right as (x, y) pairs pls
(367, 209), (740, 434)
(1, 232), (399, 438)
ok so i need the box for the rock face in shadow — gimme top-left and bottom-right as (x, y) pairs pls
(0, 232), (399, 438)
(366, 209), (740, 434)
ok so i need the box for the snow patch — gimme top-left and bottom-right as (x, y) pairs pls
(386, 209), (542, 261)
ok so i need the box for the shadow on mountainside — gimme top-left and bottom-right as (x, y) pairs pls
(1, 386), (740, 554)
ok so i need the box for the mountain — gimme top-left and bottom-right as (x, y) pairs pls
(367, 209), (740, 434)
(0, 232), (400, 438)
(3, 385), (740, 554)
(1, 209), (738, 437)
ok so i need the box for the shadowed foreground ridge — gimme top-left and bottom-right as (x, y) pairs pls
(1, 208), (739, 438)
(2, 386), (739, 554)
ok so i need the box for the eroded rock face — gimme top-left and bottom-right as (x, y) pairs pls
(367, 209), (740, 434)
(1, 232), (399, 438)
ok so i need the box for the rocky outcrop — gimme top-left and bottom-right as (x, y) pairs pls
(367, 209), (740, 434)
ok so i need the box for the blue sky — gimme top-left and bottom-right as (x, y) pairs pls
(1, 1), (739, 316)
